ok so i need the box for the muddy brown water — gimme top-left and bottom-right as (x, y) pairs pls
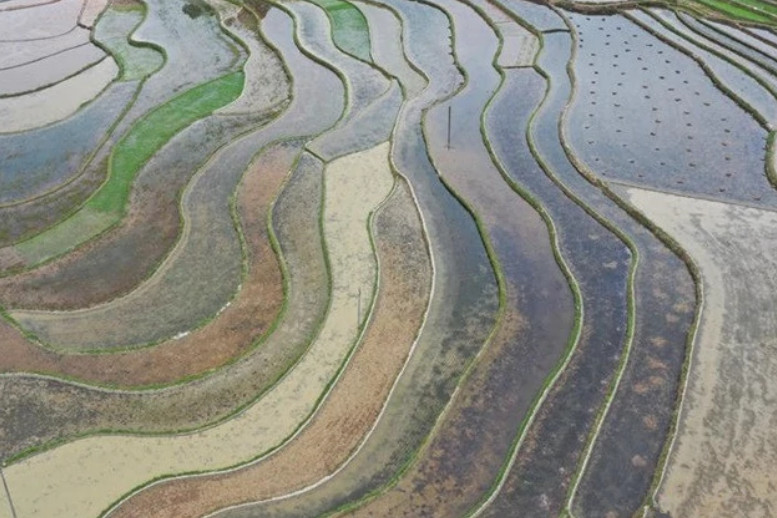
(0, 141), (392, 518)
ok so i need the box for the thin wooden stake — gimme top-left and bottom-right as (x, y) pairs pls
(1, 465), (18, 518)
(447, 105), (452, 149)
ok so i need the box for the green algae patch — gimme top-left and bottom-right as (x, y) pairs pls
(15, 71), (245, 265)
(310, 0), (372, 62)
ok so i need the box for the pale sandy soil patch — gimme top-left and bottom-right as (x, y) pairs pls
(0, 57), (117, 133)
(79, 0), (108, 27)
(0, 143), (327, 462)
(2, 143), (393, 518)
(0, 0), (82, 39)
(0, 480), (11, 518)
(496, 21), (538, 68)
(0, 44), (105, 95)
(108, 180), (431, 518)
(0, 27), (89, 68)
(627, 187), (777, 518)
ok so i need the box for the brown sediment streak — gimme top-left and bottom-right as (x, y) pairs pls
(0, 141), (297, 387)
(107, 180), (431, 518)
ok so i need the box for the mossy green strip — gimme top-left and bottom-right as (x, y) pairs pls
(15, 71), (245, 265)
(725, 0), (777, 17)
(309, 0), (372, 62)
(691, 0), (774, 24)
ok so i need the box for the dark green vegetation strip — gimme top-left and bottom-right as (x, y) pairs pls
(686, 0), (775, 24)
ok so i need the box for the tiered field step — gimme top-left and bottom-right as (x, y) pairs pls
(106, 170), (430, 518)
(0, 2), (341, 456)
(215, 1), (500, 515)
(1, 141), (394, 518)
(0, 57), (119, 135)
(337, 0), (573, 514)
(0, 0), (243, 257)
(94, 2), (164, 82)
(0, 81), (135, 207)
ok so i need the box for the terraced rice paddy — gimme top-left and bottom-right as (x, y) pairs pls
(1, 0), (775, 517)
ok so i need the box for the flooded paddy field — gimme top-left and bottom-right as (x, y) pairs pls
(0, 0), (774, 516)
(565, 12), (773, 206)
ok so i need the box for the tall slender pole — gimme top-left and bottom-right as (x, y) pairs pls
(447, 105), (452, 149)
(1, 465), (18, 518)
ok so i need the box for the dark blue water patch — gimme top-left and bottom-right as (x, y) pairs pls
(575, 228), (695, 517)
(357, 0), (577, 511)
(481, 68), (630, 517)
(0, 80), (137, 205)
(538, 24), (697, 517)
(182, 0), (214, 19)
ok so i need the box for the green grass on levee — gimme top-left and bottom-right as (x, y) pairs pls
(693, 0), (777, 24)
(17, 71), (245, 265)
